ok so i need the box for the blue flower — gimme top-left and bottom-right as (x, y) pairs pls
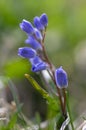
(30, 56), (42, 64)
(25, 36), (42, 50)
(34, 16), (44, 30)
(20, 19), (35, 35)
(40, 13), (48, 27)
(32, 62), (48, 72)
(55, 66), (68, 88)
(34, 28), (42, 41)
(30, 56), (48, 72)
(18, 47), (36, 58)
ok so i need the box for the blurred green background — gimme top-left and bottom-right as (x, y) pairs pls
(0, 0), (86, 120)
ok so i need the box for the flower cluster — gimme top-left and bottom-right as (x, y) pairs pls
(18, 13), (68, 89)
(18, 13), (71, 128)
(18, 13), (48, 72)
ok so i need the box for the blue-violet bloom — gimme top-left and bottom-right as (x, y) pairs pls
(30, 56), (42, 65)
(34, 16), (44, 30)
(20, 19), (35, 35)
(18, 47), (36, 58)
(40, 13), (48, 27)
(34, 28), (42, 41)
(25, 36), (42, 50)
(55, 66), (68, 88)
(32, 62), (48, 72)
(30, 56), (48, 72)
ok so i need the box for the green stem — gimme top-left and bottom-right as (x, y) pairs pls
(62, 88), (67, 119)
(66, 91), (75, 130)
(41, 29), (68, 121)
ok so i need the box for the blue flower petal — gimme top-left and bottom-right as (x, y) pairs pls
(34, 16), (44, 30)
(18, 47), (36, 58)
(20, 19), (35, 35)
(34, 28), (42, 41)
(40, 13), (48, 27)
(25, 36), (42, 50)
(29, 56), (48, 72)
(32, 62), (48, 72)
(30, 56), (42, 64)
(55, 66), (68, 88)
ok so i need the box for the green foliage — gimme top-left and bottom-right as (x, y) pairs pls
(4, 59), (31, 79)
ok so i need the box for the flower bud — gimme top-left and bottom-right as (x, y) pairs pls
(25, 36), (42, 50)
(55, 66), (68, 88)
(34, 16), (44, 30)
(20, 19), (35, 35)
(30, 56), (48, 72)
(34, 28), (42, 41)
(40, 13), (48, 27)
(18, 47), (36, 58)
(32, 62), (48, 72)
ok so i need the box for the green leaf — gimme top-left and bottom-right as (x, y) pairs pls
(7, 113), (18, 129)
(25, 74), (49, 99)
(8, 79), (20, 107)
(25, 74), (59, 113)
(4, 59), (31, 79)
